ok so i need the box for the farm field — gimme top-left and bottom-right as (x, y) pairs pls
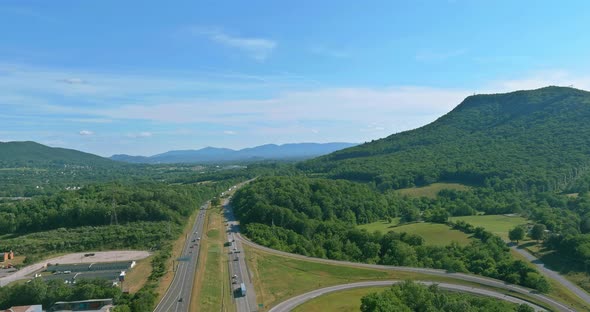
(450, 215), (529, 240)
(395, 183), (470, 199)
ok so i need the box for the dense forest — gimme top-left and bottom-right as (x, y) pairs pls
(232, 176), (550, 291)
(360, 281), (533, 312)
(0, 181), (229, 235)
(301, 87), (590, 193)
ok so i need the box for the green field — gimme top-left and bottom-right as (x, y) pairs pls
(358, 221), (471, 246)
(292, 286), (389, 312)
(357, 218), (400, 232)
(389, 222), (471, 246)
(395, 183), (470, 199)
(243, 244), (574, 311)
(450, 215), (529, 240)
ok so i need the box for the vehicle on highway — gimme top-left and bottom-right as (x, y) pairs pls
(240, 282), (247, 296)
(178, 297), (183, 302)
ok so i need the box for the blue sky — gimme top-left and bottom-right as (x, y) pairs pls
(1, 0), (590, 156)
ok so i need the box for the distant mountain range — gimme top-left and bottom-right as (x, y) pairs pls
(110, 143), (358, 164)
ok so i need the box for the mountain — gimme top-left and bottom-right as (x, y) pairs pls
(300, 87), (590, 192)
(0, 141), (117, 168)
(110, 142), (357, 164)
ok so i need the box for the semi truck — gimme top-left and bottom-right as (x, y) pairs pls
(240, 282), (247, 296)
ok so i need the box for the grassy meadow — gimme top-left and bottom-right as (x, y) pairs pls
(395, 183), (470, 199)
(450, 215), (529, 240)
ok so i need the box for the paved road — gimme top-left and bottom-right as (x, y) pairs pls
(154, 201), (209, 312)
(0, 250), (150, 287)
(268, 280), (547, 312)
(235, 231), (577, 312)
(511, 244), (590, 305)
(224, 198), (259, 312)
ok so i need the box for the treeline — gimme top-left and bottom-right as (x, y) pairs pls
(0, 279), (122, 310)
(0, 180), (232, 235)
(360, 281), (534, 312)
(0, 222), (179, 259)
(230, 176), (545, 227)
(232, 177), (550, 291)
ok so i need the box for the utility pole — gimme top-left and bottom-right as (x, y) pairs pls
(111, 199), (118, 226)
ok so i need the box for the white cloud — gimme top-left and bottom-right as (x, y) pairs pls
(486, 70), (590, 92)
(127, 132), (153, 138)
(223, 130), (237, 135)
(79, 130), (94, 136)
(191, 28), (276, 61)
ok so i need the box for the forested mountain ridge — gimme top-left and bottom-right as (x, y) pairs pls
(301, 87), (590, 192)
(0, 141), (117, 168)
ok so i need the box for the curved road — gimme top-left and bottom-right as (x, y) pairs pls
(235, 229), (577, 312)
(511, 244), (590, 304)
(154, 201), (209, 312)
(268, 280), (547, 312)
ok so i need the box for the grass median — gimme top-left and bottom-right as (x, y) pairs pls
(191, 205), (235, 312)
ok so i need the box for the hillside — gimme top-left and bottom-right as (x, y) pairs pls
(111, 142), (357, 164)
(300, 87), (590, 192)
(0, 141), (117, 168)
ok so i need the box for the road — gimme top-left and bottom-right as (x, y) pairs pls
(268, 280), (548, 312)
(224, 199), (259, 312)
(511, 244), (590, 304)
(229, 216), (577, 312)
(154, 201), (209, 312)
(0, 250), (150, 287)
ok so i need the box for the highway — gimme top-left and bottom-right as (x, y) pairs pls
(268, 280), (548, 312)
(224, 198), (259, 312)
(226, 205), (577, 312)
(511, 243), (590, 305)
(153, 201), (209, 312)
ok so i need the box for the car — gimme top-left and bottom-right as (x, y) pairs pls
(197, 237), (201, 240)
(232, 274), (237, 278)
(178, 297), (183, 302)
(232, 280), (237, 284)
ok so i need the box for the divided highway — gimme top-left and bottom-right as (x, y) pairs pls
(236, 232), (577, 312)
(224, 198), (259, 312)
(154, 201), (209, 312)
(268, 281), (547, 312)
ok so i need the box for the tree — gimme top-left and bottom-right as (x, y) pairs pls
(509, 226), (526, 244)
(516, 304), (535, 312)
(531, 224), (547, 243)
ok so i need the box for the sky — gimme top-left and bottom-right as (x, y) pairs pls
(1, 0), (590, 157)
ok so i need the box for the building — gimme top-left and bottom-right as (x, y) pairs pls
(0, 251), (14, 262)
(2, 305), (42, 312)
(49, 299), (114, 312)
